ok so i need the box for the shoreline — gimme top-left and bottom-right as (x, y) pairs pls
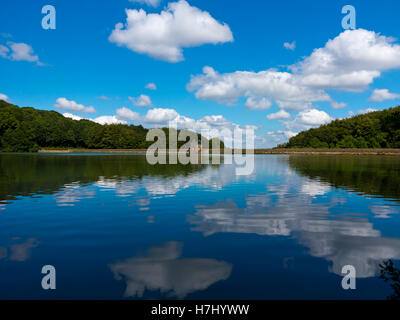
(38, 148), (400, 155)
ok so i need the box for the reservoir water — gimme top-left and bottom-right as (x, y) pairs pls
(1, 153), (400, 299)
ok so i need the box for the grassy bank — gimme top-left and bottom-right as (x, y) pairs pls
(38, 148), (400, 155)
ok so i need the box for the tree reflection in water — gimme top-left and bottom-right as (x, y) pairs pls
(379, 259), (400, 300)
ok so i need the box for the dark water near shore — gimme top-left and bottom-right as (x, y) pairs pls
(1, 153), (400, 299)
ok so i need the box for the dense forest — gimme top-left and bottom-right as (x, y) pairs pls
(0, 100), (222, 152)
(280, 105), (400, 148)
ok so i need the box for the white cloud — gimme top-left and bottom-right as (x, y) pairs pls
(358, 108), (377, 115)
(369, 88), (400, 102)
(93, 115), (127, 125)
(283, 41), (296, 50)
(129, 94), (152, 107)
(63, 113), (83, 121)
(143, 108), (179, 123)
(0, 45), (9, 58)
(348, 108), (378, 116)
(265, 130), (297, 148)
(0, 42), (43, 65)
(188, 29), (400, 112)
(63, 112), (127, 125)
(295, 29), (400, 91)
(0, 93), (9, 102)
(267, 110), (290, 120)
(294, 108), (332, 126)
(109, 0), (233, 62)
(245, 97), (271, 110)
(331, 101), (347, 109)
(187, 66), (330, 110)
(116, 107), (140, 121)
(347, 111), (355, 117)
(54, 98), (96, 113)
(285, 108), (332, 131)
(129, 0), (161, 7)
(283, 130), (297, 138)
(145, 82), (157, 90)
(9, 42), (39, 62)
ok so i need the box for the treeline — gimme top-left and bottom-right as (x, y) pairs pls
(280, 106), (400, 148)
(0, 100), (223, 152)
(0, 100), (151, 152)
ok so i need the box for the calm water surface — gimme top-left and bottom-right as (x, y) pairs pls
(1, 153), (400, 299)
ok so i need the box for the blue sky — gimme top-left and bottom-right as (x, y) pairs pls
(1, 0), (400, 147)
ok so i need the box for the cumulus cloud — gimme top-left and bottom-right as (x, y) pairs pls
(9, 42), (39, 62)
(348, 108), (380, 116)
(0, 93), (9, 102)
(116, 107), (140, 121)
(266, 108), (332, 145)
(129, 94), (152, 107)
(295, 29), (400, 91)
(129, 0), (161, 7)
(283, 41), (296, 50)
(285, 108), (332, 131)
(347, 111), (355, 117)
(369, 88), (400, 102)
(0, 45), (9, 58)
(187, 66), (330, 110)
(245, 97), (271, 110)
(267, 110), (291, 120)
(145, 82), (157, 90)
(109, 0), (233, 62)
(0, 42), (43, 65)
(63, 112), (127, 125)
(266, 130), (297, 146)
(358, 108), (377, 115)
(188, 29), (400, 112)
(93, 115), (127, 125)
(54, 98), (96, 113)
(142, 107), (179, 123)
(62, 113), (83, 121)
(331, 101), (347, 109)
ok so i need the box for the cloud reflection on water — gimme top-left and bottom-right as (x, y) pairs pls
(48, 155), (400, 280)
(109, 241), (232, 298)
(187, 159), (400, 278)
(0, 238), (39, 262)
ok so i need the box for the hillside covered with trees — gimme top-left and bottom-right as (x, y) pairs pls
(280, 106), (400, 148)
(0, 100), (222, 152)
(0, 100), (151, 152)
